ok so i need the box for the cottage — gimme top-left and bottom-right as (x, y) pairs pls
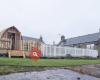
(58, 31), (100, 57)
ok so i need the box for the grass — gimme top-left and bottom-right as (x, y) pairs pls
(0, 57), (100, 75)
(0, 58), (100, 67)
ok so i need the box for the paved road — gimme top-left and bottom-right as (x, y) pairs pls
(0, 69), (99, 80)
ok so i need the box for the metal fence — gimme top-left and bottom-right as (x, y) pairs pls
(41, 45), (98, 58)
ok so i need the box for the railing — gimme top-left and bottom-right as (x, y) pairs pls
(41, 45), (98, 58)
(0, 38), (11, 49)
(2, 44), (98, 58)
(8, 50), (29, 58)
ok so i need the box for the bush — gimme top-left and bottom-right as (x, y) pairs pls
(66, 54), (72, 58)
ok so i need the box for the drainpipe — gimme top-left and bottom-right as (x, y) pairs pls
(98, 29), (100, 58)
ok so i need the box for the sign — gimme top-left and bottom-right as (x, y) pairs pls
(29, 47), (42, 61)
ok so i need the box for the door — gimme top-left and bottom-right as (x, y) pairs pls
(8, 33), (15, 50)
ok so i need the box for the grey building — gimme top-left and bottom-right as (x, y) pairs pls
(22, 36), (44, 51)
(58, 32), (100, 57)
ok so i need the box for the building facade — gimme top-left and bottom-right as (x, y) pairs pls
(58, 32), (100, 57)
(0, 26), (44, 52)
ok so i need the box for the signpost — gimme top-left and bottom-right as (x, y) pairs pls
(29, 47), (42, 62)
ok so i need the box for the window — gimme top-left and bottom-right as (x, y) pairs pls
(87, 44), (94, 49)
(24, 43), (28, 51)
(91, 44), (94, 49)
(87, 45), (91, 49)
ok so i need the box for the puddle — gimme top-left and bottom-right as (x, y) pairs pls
(0, 69), (99, 80)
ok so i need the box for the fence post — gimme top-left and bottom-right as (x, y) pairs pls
(54, 46), (56, 57)
(41, 45), (43, 57)
(65, 47), (66, 57)
(45, 45), (47, 57)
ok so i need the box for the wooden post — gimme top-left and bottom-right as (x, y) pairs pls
(23, 51), (26, 58)
(8, 51), (11, 58)
(19, 32), (22, 50)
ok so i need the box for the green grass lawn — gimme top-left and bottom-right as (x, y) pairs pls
(0, 58), (100, 75)
(0, 58), (100, 67)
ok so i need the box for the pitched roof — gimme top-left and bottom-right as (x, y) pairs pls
(63, 32), (100, 46)
(0, 26), (20, 38)
(22, 36), (39, 41)
(22, 36), (45, 43)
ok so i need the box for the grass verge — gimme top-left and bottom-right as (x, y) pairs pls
(0, 58), (100, 75)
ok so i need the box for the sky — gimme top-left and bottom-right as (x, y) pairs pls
(0, 0), (100, 44)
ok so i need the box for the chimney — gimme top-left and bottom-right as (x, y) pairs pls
(61, 35), (65, 41)
(53, 41), (55, 46)
(39, 35), (43, 42)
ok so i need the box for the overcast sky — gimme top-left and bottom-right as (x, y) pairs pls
(0, 0), (100, 44)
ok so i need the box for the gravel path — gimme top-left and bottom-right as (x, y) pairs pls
(0, 69), (99, 80)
